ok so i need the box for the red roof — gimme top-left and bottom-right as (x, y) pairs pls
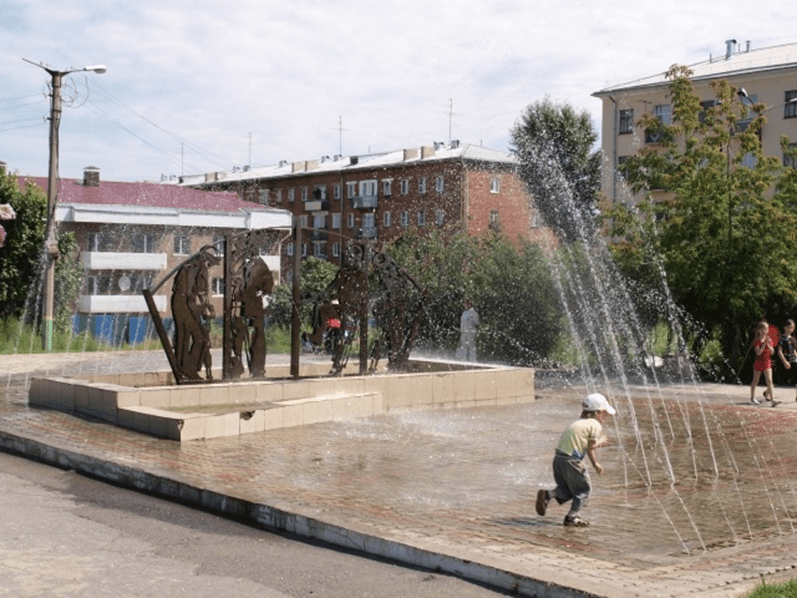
(18, 176), (258, 213)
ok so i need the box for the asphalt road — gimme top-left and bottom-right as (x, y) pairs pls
(0, 450), (512, 598)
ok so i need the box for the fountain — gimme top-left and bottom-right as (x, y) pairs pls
(26, 228), (535, 441)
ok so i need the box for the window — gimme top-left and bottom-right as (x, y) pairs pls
(698, 100), (716, 124)
(333, 184), (341, 200)
(173, 235), (191, 255)
(313, 185), (326, 200)
(489, 177), (500, 194)
(301, 243), (307, 257)
(286, 242), (294, 257)
(313, 214), (326, 229)
(212, 277), (224, 295)
(87, 232), (113, 251)
(489, 210), (500, 231)
(331, 213), (342, 229)
(646, 104), (671, 143)
(435, 209), (445, 226)
(619, 109), (634, 134)
(363, 213), (375, 228)
(275, 189), (283, 203)
(435, 175), (444, 193)
(400, 211), (409, 227)
(132, 233), (158, 253)
(347, 213), (355, 228)
(259, 189), (269, 204)
(400, 178), (409, 195)
(786, 91), (797, 119)
(299, 215), (308, 229)
(418, 177), (427, 194)
(332, 242), (340, 257)
(383, 211), (391, 227)
(359, 179), (377, 198)
(654, 104), (672, 124)
(346, 182), (357, 198)
(382, 179), (392, 196)
(86, 275), (112, 294)
(301, 187), (308, 201)
(288, 188), (295, 202)
(213, 234), (226, 255)
(784, 143), (797, 168)
(313, 242), (324, 257)
(616, 156), (629, 182)
(417, 210), (426, 226)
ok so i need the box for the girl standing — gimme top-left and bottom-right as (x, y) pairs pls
(751, 321), (778, 406)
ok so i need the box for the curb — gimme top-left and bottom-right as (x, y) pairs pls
(0, 429), (598, 598)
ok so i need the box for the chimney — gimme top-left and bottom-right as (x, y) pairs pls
(725, 39), (737, 60)
(83, 166), (100, 187)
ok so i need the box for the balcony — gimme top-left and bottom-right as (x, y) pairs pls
(81, 252), (167, 271)
(359, 226), (378, 239)
(78, 293), (167, 314)
(351, 195), (378, 210)
(311, 229), (329, 241)
(305, 199), (330, 212)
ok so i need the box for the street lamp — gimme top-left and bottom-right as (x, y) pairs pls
(23, 59), (106, 351)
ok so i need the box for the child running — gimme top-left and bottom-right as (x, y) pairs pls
(750, 320), (778, 407)
(535, 393), (615, 527)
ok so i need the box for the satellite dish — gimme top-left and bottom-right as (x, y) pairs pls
(118, 275), (131, 292)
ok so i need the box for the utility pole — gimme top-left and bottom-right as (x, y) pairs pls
(23, 59), (106, 351)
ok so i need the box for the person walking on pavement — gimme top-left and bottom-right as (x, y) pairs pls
(750, 320), (779, 406)
(776, 319), (797, 401)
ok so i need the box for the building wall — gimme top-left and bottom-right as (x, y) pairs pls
(597, 67), (797, 206)
(192, 150), (556, 281)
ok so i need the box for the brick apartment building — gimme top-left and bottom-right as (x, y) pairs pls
(180, 141), (554, 283)
(13, 165), (291, 342)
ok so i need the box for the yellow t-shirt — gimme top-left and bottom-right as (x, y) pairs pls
(556, 418), (603, 460)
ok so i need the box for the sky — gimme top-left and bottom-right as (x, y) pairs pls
(2, 0), (796, 183)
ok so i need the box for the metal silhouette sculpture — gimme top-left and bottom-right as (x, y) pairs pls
(309, 240), (426, 375)
(143, 231), (275, 385)
(170, 245), (219, 381)
(225, 231), (274, 379)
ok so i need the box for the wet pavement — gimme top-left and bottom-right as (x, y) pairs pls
(3, 350), (797, 597)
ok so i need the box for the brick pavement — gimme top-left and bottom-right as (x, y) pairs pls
(3, 350), (797, 597)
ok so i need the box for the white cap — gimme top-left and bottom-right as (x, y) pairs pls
(582, 393), (616, 415)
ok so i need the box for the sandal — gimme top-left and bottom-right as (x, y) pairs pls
(535, 489), (550, 516)
(563, 515), (589, 527)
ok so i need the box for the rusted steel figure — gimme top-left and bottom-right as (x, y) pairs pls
(226, 231), (274, 379)
(310, 242), (369, 375)
(171, 245), (220, 381)
(309, 240), (426, 374)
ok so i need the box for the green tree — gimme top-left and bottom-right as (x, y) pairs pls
(0, 170), (47, 319)
(509, 97), (602, 241)
(268, 256), (339, 329)
(607, 65), (797, 372)
(53, 232), (84, 334)
(388, 227), (563, 365)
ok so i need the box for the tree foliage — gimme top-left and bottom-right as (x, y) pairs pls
(268, 256), (338, 328)
(0, 170), (47, 319)
(606, 65), (797, 372)
(388, 227), (563, 365)
(509, 97), (602, 241)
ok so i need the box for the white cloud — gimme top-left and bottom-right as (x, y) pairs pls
(1, 0), (795, 181)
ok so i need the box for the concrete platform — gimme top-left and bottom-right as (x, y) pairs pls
(3, 350), (797, 597)
(27, 358), (534, 440)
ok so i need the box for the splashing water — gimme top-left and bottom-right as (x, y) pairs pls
(515, 134), (797, 553)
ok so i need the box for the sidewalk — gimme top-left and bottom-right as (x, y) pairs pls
(3, 351), (797, 597)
